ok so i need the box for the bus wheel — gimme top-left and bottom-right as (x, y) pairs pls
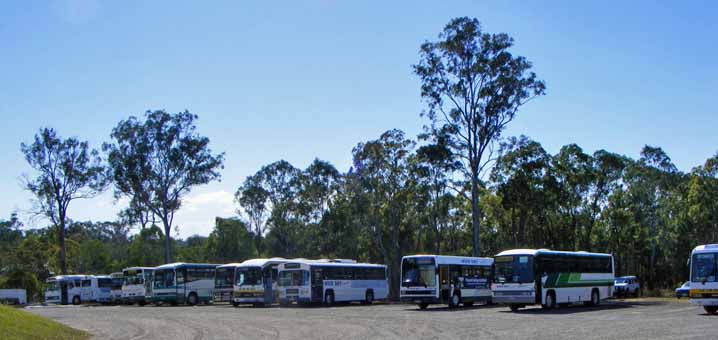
(543, 291), (555, 310)
(464, 301), (474, 307)
(187, 293), (199, 306)
(138, 300), (146, 307)
(449, 293), (461, 309)
(704, 306), (718, 315)
(364, 290), (374, 305)
(232, 301), (240, 307)
(509, 304), (520, 312)
(418, 303), (428, 310)
(590, 289), (600, 306)
(325, 291), (335, 306)
(72, 296), (81, 305)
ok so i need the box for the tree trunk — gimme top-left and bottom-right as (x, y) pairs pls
(163, 218), (172, 264)
(59, 217), (67, 274)
(471, 175), (481, 257)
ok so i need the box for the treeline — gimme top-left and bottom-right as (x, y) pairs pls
(0, 216), (256, 300)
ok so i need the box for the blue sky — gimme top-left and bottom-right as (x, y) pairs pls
(1, 0), (716, 238)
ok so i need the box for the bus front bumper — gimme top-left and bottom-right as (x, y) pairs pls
(690, 298), (718, 306)
(280, 296), (311, 304)
(122, 295), (147, 304)
(492, 292), (535, 305)
(400, 296), (440, 304)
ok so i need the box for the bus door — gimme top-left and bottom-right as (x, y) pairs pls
(439, 265), (450, 301)
(60, 281), (69, 305)
(263, 267), (273, 305)
(176, 269), (185, 303)
(311, 267), (323, 303)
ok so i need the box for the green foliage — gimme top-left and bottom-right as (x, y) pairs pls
(206, 218), (256, 263)
(0, 269), (41, 302)
(0, 304), (89, 340)
(105, 110), (225, 263)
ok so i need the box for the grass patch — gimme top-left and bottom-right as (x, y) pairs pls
(0, 305), (89, 340)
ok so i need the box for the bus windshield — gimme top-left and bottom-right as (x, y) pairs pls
(494, 255), (534, 284)
(215, 267), (235, 288)
(236, 268), (262, 286)
(278, 270), (308, 287)
(46, 281), (58, 291)
(401, 257), (436, 288)
(692, 253), (718, 283)
(123, 270), (144, 285)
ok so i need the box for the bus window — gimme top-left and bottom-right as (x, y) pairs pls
(82, 280), (91, 287)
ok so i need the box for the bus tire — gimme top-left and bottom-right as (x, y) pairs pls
(325, 291), (335, 306)
(590, 289), (600, 306)
(464, 301), (474, 307)
(187, 293), (199, 306)
(138, 300), (146, 307)
(72, 296), (81, 305)
(449, 292), (461, 309)
(418, 303), (428, 310)
(704, 306), (718, 315)
(232, 301), (240, 307)
(543, 291), (556, 310)
(509, 304), (520, 312)
(364, 290), (374, 305)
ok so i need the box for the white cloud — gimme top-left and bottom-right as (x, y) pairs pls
(173, 190), (237, 238)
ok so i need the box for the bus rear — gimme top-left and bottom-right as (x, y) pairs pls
(214, 264), (238, 304)
(278, 262), (311, 305)
(689, 244), (718, 314)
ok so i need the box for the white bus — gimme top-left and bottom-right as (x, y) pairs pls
(45, 275), (108, 305)
(109, 272), (124, 304)
(121, 267), (155, 305)
(400, 255), (494, 309)
(150, 263), (217, 306)
(492, 249), (614, 311)
(278, 259), (388, 306)
(689, 244), (718, 315)
(214, 263), (242, 304)
(233, 258), (289, 307)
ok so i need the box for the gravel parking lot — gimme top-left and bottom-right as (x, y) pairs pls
(28, 298), (718, 340)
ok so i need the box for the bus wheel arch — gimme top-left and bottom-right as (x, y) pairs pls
(364, 289), (374, 304)
(449, 290), (461, 308)
(324, 290), (335, 305)
(543, 290), (556, 310)
(187, 292), (199, 306)
(590, 288), (600, 306)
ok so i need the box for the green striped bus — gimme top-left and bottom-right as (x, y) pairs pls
(492, 249), (614, 311)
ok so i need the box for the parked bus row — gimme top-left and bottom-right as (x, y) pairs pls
(43, 244), (718, 315)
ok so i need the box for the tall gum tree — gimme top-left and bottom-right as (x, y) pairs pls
(21, 128), (107, 274)
(414, 17), (545, 256)
(105, 110), (224, 263)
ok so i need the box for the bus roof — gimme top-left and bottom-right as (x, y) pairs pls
(495, 249), (612, 258)
(154, 262), (219, 270)
(239, 258), (290, 268)
(46, 275), (90, 282)
(216, 263), (244, 269)
(280, 259), (386, 268)
(692, 244), (718, 254)
(122, 267), (156, 271)
(402, 254), (493, 266)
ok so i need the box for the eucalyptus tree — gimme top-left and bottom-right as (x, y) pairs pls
(352, 129), (418, 298)
(414, 17), (546, 256)
(21, 128), (107, 274)
(105, 110), (224, 263)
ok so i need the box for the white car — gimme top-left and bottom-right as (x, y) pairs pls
(614, 276), (640, 297)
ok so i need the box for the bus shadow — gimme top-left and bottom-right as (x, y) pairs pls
(404, 303), (503, 312)
(500, 300), (667, 315)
